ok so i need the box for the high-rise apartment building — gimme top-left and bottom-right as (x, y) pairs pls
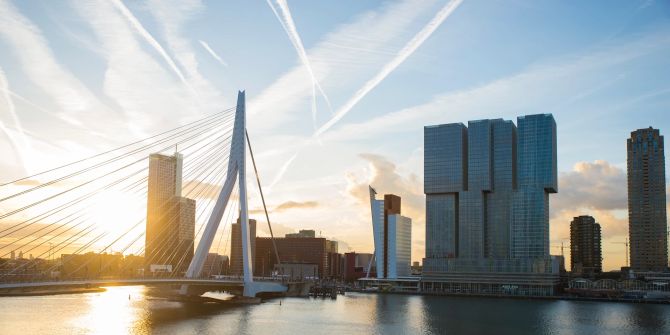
(145, 153), (195, 274)
(627, 127), (668, 272)
(230, 218), (256, 276)
(570, 215), (602, 276)
(370, 188), (412, 279)
(422, 114), (559, 296)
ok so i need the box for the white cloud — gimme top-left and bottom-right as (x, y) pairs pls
(110, 0), (192, 93)
(0, 0), (116, 127)
(146, 0), (228, 109)
(70, 0), (206, 136)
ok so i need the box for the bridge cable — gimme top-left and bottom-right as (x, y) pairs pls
(246, 130), (281, 266)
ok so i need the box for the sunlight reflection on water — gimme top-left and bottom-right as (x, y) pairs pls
(0, 287), (668, 335)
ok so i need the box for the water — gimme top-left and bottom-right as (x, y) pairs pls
(0, 286), (668, 335)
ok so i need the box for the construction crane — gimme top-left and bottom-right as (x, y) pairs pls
(611, 238), (629, 267)
(551, 241), (567, 258)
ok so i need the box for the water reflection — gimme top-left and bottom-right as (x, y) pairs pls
(0, 287), (668, 335)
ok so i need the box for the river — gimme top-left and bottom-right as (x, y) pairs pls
(0, 286), (668, 334)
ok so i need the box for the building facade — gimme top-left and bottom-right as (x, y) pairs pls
(145, 153), (195, 275)
(285, 230), (316, 238)
(370, 188), (412, 279)
(627, 127), (668, 272)
(422, 114), (560, 296)
(255, 235), (339, 279)
(230, 218), (257, 276)
(570, 215), (602, 277)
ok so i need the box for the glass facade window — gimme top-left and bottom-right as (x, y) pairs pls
(423, 114), (558, 285)
(424, 124), (467, 193)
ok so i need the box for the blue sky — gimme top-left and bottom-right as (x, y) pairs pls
(0, 0), (669, 269)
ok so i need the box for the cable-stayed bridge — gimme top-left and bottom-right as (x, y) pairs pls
(0, 91), (287, 298)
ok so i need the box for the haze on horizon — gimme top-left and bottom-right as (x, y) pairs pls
(1, 0), (669, 271)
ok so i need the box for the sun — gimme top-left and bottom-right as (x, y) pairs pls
(87, 190), (146, 252)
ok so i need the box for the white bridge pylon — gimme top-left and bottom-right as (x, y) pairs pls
(183, 91), (282, 297)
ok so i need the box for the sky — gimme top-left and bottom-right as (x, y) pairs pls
(0, 0), (669, 271)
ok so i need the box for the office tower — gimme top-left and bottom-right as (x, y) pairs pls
(422, 114), (559, 296)
(512, 114), (557, 258)
(230, 218), (256, 276)
(370, 187), (412, 279)
(627, 127), (668, 272)
(570, 215), (602, 276)
(145, 153), (196, 274)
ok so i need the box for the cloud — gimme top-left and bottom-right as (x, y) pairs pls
(250, 200), (319, 214)
(0, 66), (32, 173)
(552, 160), (627, 213)
(314, 0), (464, 137)
(265, 0), (333, 128)
(264, 0), (463, 188)
(71, 0), (207, 136)
(255, 221), (296, 238)
(321, 30), (670, 143)
(110, 0), (192, 92)
(11, 179), (42, 187)
(0, 0), (117, 129)
(274, 200), (319, 212)
(249, 0), (441, 133)
(146, 0), (227, 108)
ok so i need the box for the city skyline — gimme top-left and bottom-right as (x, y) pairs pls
(1, 1), (670, 271)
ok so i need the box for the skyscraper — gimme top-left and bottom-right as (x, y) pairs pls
(422, 114), (559, 296)
(145, 153), (195, 274)
(370, 187), (412, 279)
(627, 127), (668, 272)
(231, 218), (256, 276)
(570, 215), (602, 276)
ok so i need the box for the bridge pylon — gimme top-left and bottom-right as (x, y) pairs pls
(182, 91), (268, 297)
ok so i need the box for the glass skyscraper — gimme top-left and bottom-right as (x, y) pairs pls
(627, 127), (668, 272)
(422, 114), (559, 296)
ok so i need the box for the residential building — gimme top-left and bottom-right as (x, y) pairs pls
(570, 215), (602, 277)
(627, 127), (668, 272)
(145, 152), (196, 274)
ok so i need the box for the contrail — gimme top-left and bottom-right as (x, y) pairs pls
(198, 40), (228, 67)
(267, 151), (299, 190)
(110, 0), (193, 93)
(0, 67), (32, 173)
(266, 0), (333, 129)
(314, 0), (464, 137)
(269, 0), (464, 188)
